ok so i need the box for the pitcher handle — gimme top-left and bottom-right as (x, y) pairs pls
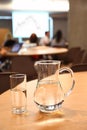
(59, 67), (75, 97)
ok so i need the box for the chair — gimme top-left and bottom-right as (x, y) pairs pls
(10, 55), (37, 81)
(63, 47), (85, 65)
(81, 51), (87, 63)
(0, 72), (17, 94)
(71, 63), (87, 72)
(0, 58), (11, 72)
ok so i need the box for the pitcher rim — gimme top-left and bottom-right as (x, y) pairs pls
(35, 60), (61, 64)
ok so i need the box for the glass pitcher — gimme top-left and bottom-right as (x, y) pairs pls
(34, 60), (75, 113)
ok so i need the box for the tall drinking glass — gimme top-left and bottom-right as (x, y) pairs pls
(10, 73), (27, 114)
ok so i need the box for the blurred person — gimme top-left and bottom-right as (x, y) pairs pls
(3, 32), (16, 48)
(29, 33), (38, 45)
(39, 31), (52, 60)
(29, 33), (39, 59)
(19, 33), (39, 59)
(0, 32), (17, 71)
(22, 33), (38, 48)
(51, 30), (68, 48)
(39, 31), (50, 46)
(0, 47), (11, 71)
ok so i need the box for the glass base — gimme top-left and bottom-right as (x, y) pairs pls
(34, 100), (64, 113)
(12, 107), (26, 114)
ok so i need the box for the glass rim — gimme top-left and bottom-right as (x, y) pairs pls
(10, 73), (26, 79)
(35, 60), (61, 64)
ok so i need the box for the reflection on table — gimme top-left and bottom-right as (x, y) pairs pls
(6, 45), (68, 56)
(0, 71), (87, 130)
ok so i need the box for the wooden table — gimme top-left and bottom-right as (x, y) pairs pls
(6, 46), (68, 56)
(0, 71), (87, 130)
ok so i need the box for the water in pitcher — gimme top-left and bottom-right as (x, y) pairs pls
(34, 80), (64, 113)
(34, 60), (75, 113)
(11, 88), (27, 114)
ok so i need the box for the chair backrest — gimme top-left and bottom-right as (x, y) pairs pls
(10, 56), (37, 81)
(0, 72), (17, 94)
(67, 47), (81, 62)
(82, 51), (87, 63)
(65, 47), (85, 64)
(77, 49), (85, 63)
(71, 63), (87, 72)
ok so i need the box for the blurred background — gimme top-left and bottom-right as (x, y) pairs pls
(0, 0), (87, 50)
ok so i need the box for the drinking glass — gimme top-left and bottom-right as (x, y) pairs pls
(10, 73), (27, 114)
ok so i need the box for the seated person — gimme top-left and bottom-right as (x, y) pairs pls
(29, 33), (39, 45)
(22, 33), (38, 48)
(3, 32), (16, 48)
(39, 31), (51, 46)
(29, 33), (39, 59)
(4, 39), (16, 48)
(51, 30), (68, 48)
(0, 47), (11, 71)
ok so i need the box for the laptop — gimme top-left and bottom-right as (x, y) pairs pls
(11, 43), (23, 53)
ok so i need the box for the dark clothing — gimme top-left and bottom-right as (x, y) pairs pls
(4, 39), (16, 48)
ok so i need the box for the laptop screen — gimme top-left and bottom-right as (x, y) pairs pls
(11, 43), (23, 52)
